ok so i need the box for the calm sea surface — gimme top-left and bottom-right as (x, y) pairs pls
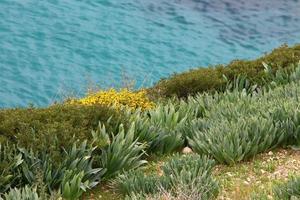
(0, 0), (300, 107)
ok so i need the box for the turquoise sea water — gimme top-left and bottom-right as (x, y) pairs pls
(0, 0), (300, 107)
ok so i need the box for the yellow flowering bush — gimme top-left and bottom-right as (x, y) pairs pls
(69, 89), (155, 110)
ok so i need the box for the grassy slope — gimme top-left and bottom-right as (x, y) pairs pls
(86, 61), (300, 200)
(2, 44), (300, 200)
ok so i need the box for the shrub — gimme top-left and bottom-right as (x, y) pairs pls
(4, 141), (104, 198)
(92, 122), (147, 179)
(0, 104), (124, 161)
(145, 104), (186, 154)
(131, 184), (218, 200)
(152, 44), (300, 98)
(186, 79), (300, 164)
(68, 89), (155, 110)
(59, 141), (104, 189)
(61, 170), (89, 200)
(128, 102), (190, 154)
(188, 117), (284, 164)
(38, 142), (101, 188)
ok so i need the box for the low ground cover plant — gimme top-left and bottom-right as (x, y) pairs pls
(113, 154), (218, 200)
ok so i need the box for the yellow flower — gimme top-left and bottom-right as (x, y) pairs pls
(68, 88), (155, 110)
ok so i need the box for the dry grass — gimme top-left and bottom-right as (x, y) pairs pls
(215, 149), (300, 200)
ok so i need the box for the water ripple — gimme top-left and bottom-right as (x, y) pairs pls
(0, 0), (299, 107)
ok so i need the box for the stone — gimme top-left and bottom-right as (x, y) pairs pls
(182, 147), (193, 154)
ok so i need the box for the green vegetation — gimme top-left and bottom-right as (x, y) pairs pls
(273, 176), (300, 200)
(113, 154), (218, 199)
(0, 186), (40, 200)
(0, 105), (125, 161)
(93, 122), (147, 179)
(1, 44), (300, 199)
(151, 44), (300, 98)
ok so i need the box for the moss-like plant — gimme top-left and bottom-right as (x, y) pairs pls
(0, 104), (125, 162)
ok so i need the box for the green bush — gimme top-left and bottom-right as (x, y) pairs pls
(0, 144), (23, 193)
(186, 75), (300, 164)
(145, 104), (186, 154)
(60, 170), (89, 200)
(92, 122), (147, 179)
(188, 117), (284, 164)
(127, 102), (190, 155)
(0, 140), (104, 198)
(17, 141), (104, 192)
(0, 104), (125, 161)
(151, 44), (300, 98)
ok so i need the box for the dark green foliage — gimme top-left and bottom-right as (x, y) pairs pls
(0, 104), (125, 161)
(146, 104), (186, 154)
(152, 44), (300, 98)
(0, 141), (104, 199)
(18, 141), (104, 192)
(92, 122), (147, 179)
(128, 103), (189, 155)
(273, 177), (300, 200)
(0, 144), (23, 193)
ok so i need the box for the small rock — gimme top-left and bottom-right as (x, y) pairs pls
(226, 172), (233, 177)
(243, 180), (250, 185)
(182, 147), (193, 154)
(268, 151), (274, 156)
